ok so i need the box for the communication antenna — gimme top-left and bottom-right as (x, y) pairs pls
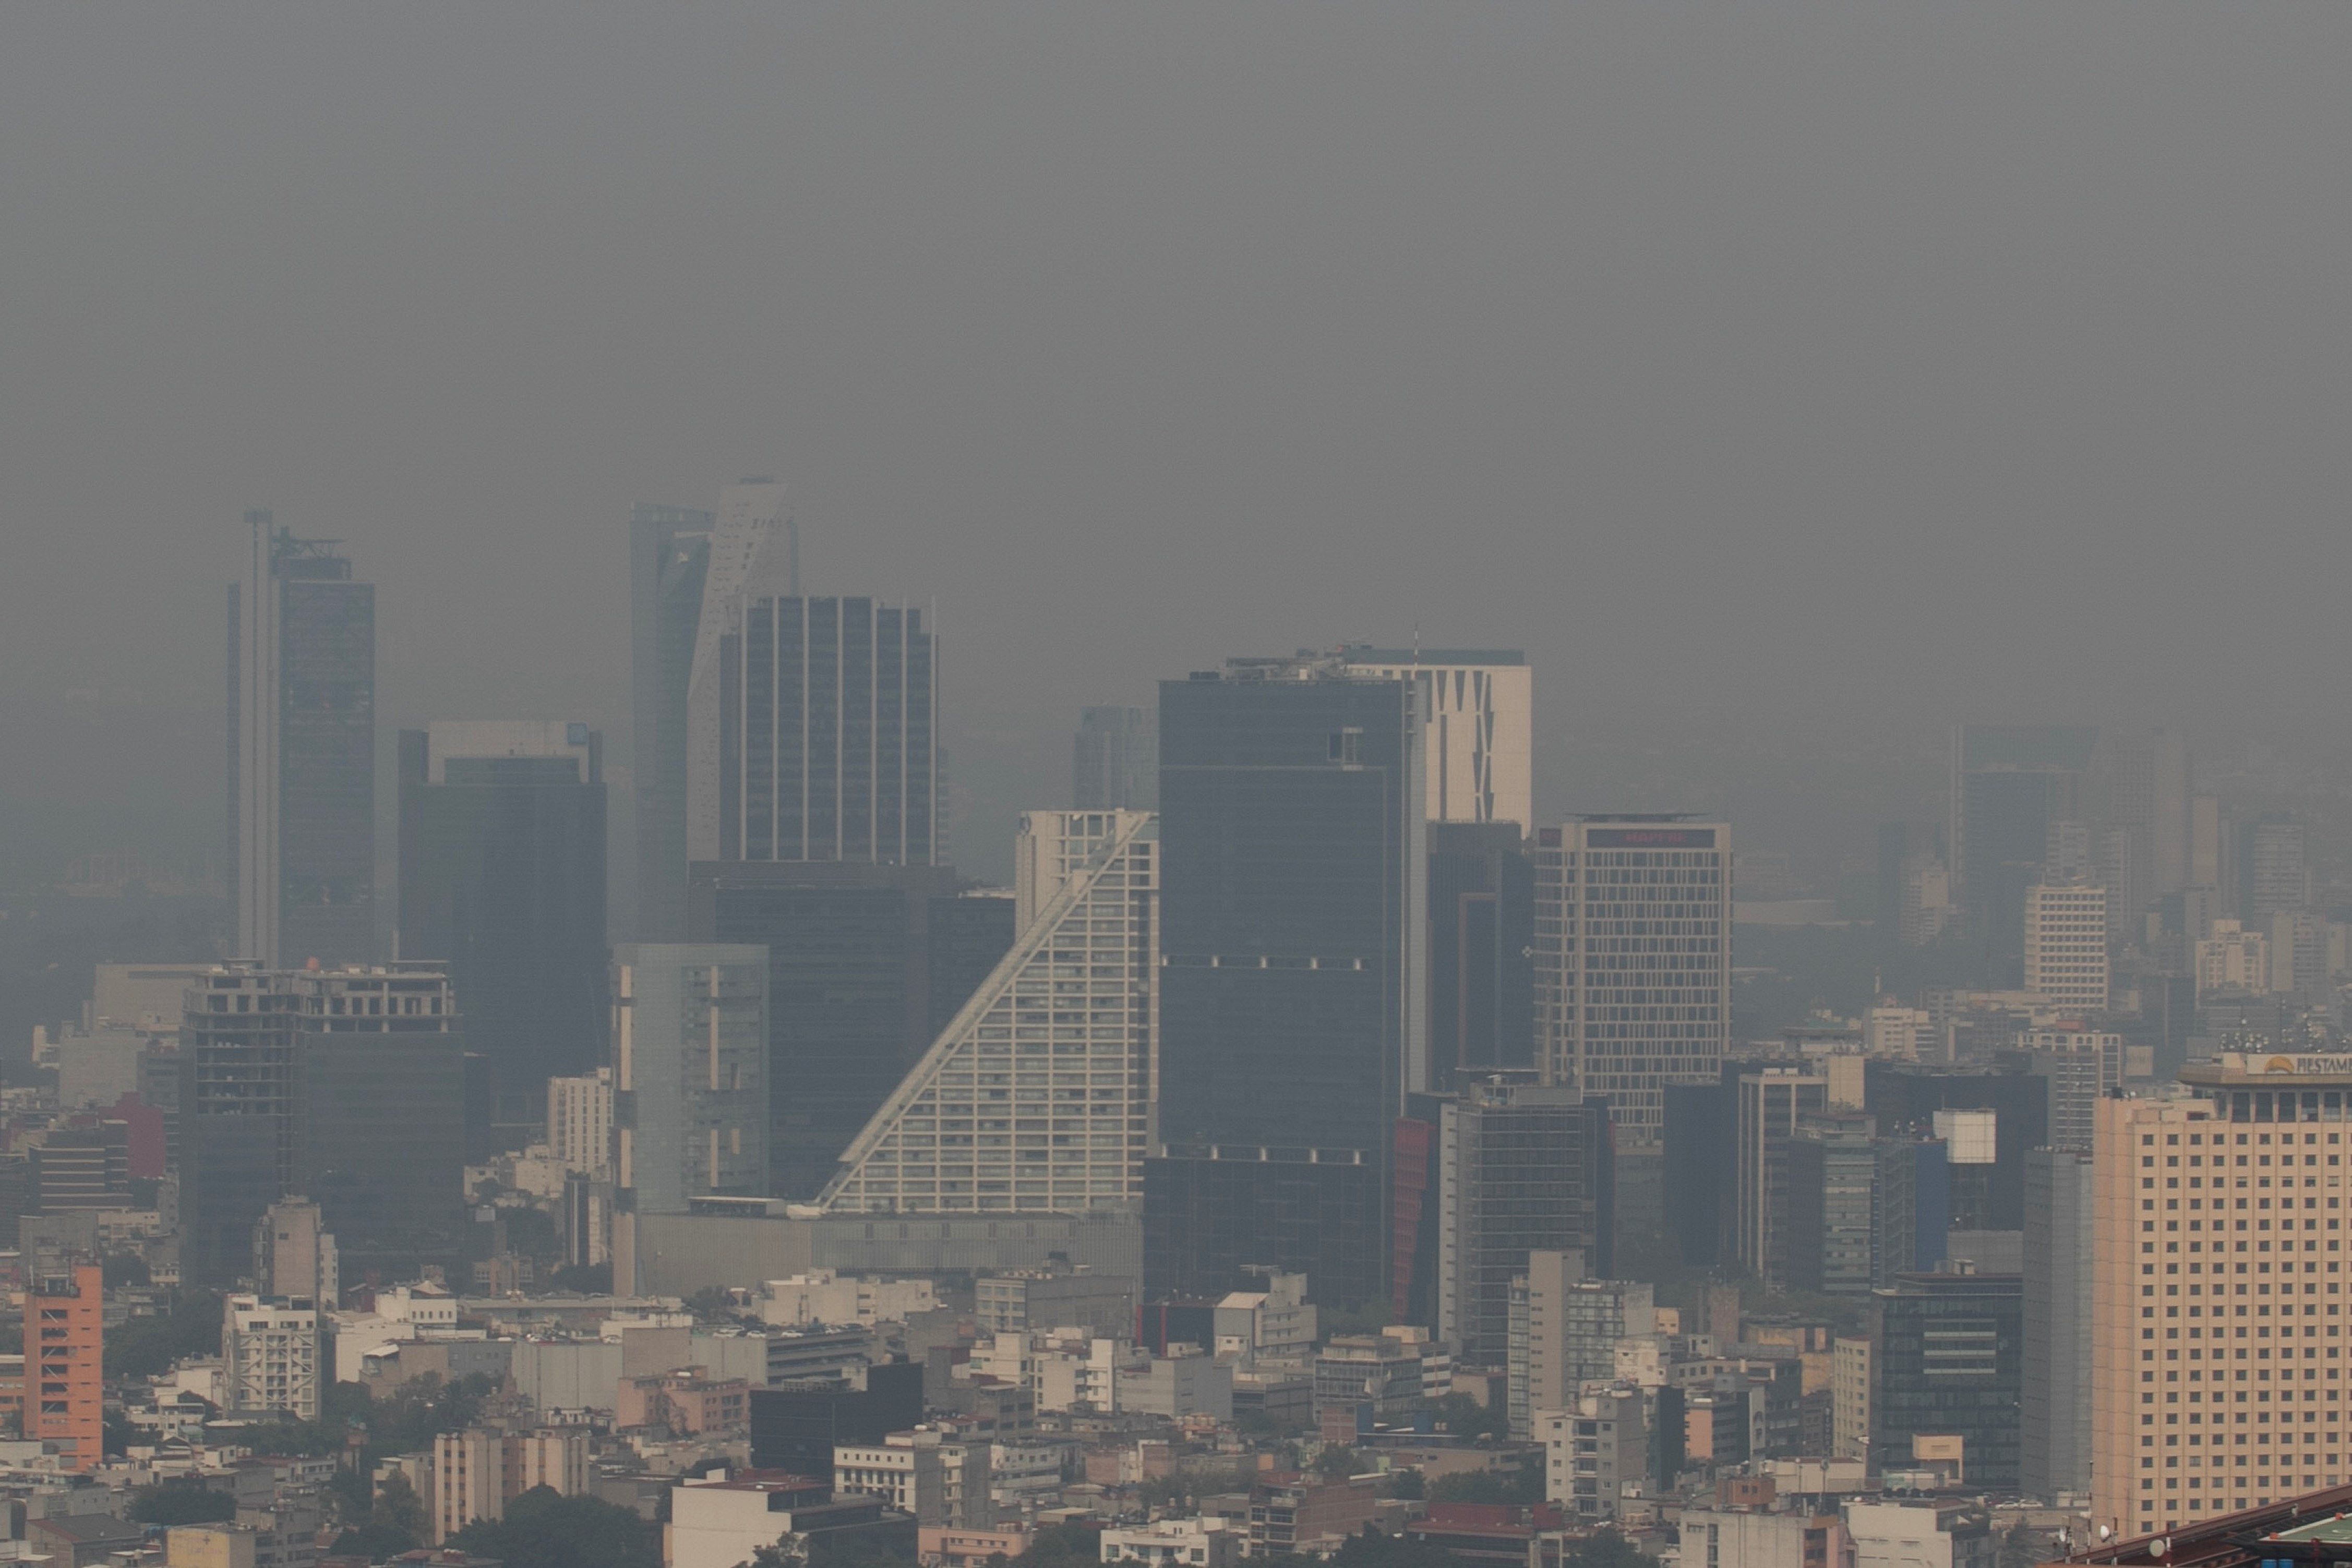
(787, 513), (802, 596)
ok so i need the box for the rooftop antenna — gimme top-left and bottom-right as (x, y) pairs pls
(787, 513), (801, 596)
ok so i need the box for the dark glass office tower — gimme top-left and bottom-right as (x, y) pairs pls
(398, 723), (608, 1137)
(228, 513), (375, 967)
(629, 503), (716, 941)
(1073, 706), (1157, 811)
(1150, 656), (1425, 1308)
(294, 963), (466, 1284)
(179, 968), (299, 1288)
(1428, 823), (1534, 1085)
(1869, 1268), (2024, 1489)
(179, 962), (464, 1287)
(1434, 1081), (1612, 1366)
(690, 863), (1011, 1199)
(721, 597), (938, 866)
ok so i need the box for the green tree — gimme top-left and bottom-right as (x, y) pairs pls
(1412, 1392), (1506, 1441)
(447, 1486), (661, 1568)
(105, 1290), (225, 1380)
(1564, 1531), (1662, 1568)
(1385, 1469), (1425, 1500)
(1429, 1462), (1541, 1504)
(685, 1285), (747, 1324)
(332, 1522), (425, 1561)
(375, 1472), (430, 1545)
(1312, 1445), (1365, 1480)
(551, 1262), (614, 1293)
(1012, 1523), (1102, 1568)
(130, 1483), (238, 1525)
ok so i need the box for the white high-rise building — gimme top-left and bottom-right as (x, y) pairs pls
(1337, 645), (1532, 828)
(548, 1067), (615, 1176)
(2023, 883), (2110, 1012)
(820, 810), (1157, 1214)
(222, 1294), (321, 1421)
(1535, 818), (1731, 1150)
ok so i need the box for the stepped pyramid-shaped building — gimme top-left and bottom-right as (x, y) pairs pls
(819, 809), (1157, 1214)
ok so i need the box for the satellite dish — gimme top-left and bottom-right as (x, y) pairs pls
(2097, 1525), (2114, 1541)
(2152, 1538), (2170, 1559)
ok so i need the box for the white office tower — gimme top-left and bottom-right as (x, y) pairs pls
(1338, 645), (1532, 828)
(684, 480), (789, 861)
(820, 810), (1158, 1214)
(223, 1294), (322, 1422)
(2023, 882), (2110, 1012)
(1535, 818), (1732, 1151)
(548, 1067), (615, 1176)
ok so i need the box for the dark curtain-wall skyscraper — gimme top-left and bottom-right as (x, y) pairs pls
(1147, 655), (1425, 1308)
(398, 722), (608, 1139)
(228, 512), (375, 967)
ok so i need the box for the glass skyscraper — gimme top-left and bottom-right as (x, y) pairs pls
(629, 502), (716, 941)
(721, 595), (939, 866)
(1148, 656), (1425, 1309)
(397, 722), (608, 1137)
(227, 512), (375, 967)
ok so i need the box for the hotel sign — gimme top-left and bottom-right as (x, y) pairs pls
(2244, 1054), (2352, 1076)
(1586, 827), (1718, 849)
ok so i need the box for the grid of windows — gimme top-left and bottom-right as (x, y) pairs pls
(823, 812), (1156, 1214)
(1534, 825), (1730, 1143)
(732, 597), (936, 866)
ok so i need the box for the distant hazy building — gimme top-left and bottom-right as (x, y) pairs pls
(821, 810), (1157, 1215)
(630, 500), (719, 941)
(1536, 818), (1731, 1166)
(227, 513), (375, 967)
(1154, 655), (1425, 1310)
(612, 945), (770, 1217)
(1948, 725), (2097, 924)
(1073, 707), (1157, 811)
(2022, 882), (2109, 1012)
(398, 720), (607, 1130)
(2239, 816), (2310, 919)
(691, 863), (1012, 1199)
(2195, 919), (2269, 997)
(1435, 1081), (1612, 1366)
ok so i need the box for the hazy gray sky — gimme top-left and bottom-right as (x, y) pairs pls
(4, 3), (2349, 885)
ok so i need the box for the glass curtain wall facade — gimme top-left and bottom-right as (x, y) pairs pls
(629, 503), (715, 940)
(229, 513), (375, 967)
(724, 596), (938, 866)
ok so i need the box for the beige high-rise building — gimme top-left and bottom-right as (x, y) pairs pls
(2091, 1059), (2352, 1542)
(2024, 882), (2110, 1013)
(2195, 921), (2270, 998)
(1337, 646), (1532, 829)
(1832, 1336), (1872, 1461)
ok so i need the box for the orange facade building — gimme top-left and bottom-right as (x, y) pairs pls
(29, 1262), (103, 1470)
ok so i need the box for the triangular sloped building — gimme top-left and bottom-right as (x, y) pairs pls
(819, 810), (1157, 1214)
